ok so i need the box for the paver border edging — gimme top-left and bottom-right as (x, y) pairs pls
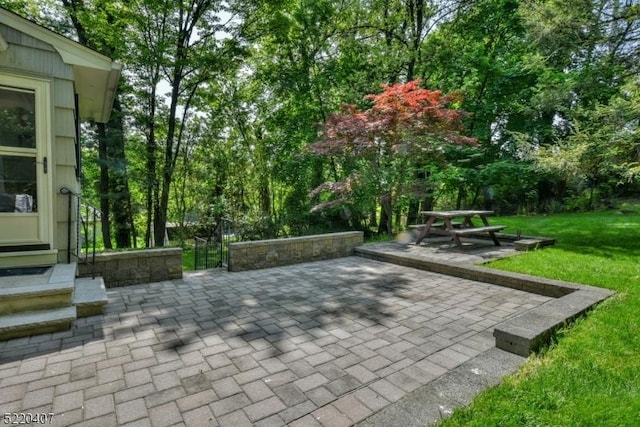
(354, 245), (615, 357)
(356, 347), (526, 427)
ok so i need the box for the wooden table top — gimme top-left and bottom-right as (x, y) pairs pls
(420, 210), (494, 218)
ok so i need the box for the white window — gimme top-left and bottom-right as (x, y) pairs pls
(0, 86), (37, 212)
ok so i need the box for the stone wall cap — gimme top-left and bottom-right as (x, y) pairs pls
(91, 247), (182, 260)
(230, 231), (363, 247)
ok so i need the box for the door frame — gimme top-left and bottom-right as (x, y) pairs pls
(0, 72), (53, 249)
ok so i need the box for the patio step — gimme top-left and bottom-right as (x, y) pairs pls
(514, 238), (555, 251)
(73, 277), (108, 317)
(0, 306), (76, 341)
(493, 286), (614, 356)
(0, 249), (59, 268)
(0, 264), (75, 316)
(0, 263), (109, 341)
(0, 263), (109, 340)
(0, 264), (77, 341)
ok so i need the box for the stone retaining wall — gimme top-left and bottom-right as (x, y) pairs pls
(77, 248), (183, 288)
(228, 231), (364, 272)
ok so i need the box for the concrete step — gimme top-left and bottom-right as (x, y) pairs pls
(0, 263), (109, 341)
(73, 277), (108, 317)
(0, 249), (59, 268)
(0, 264), (75, 316)
(514, 238), (555, 251)
(0, 306), (76, 341)
(493, 287), (614, 356)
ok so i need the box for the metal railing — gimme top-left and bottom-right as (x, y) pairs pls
(60, 187), (101, 278)
(194, 218), (233, 270)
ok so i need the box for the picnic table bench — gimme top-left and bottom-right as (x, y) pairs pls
(413, 210), (507, 248)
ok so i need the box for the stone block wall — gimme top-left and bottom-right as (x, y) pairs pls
(77, 248), (183, 287)
(228, 231), (364, 272)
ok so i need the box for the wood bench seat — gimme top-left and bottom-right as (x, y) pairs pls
(449, 225), (507, 235)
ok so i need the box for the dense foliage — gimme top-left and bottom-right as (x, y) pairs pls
(309, 80), (477, 233)
(6, 0), (639, 243)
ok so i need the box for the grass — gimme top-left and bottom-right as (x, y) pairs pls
(182, 245), (195, 271)
(439, 207), (640, 426)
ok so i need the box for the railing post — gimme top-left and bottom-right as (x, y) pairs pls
(204, 238), (209, 269)
(223, 218), (231, 267)
(85, 203), (89, 258)
(194, 238), (198, 270)
(60, 187), (73, 263)
(92, 208), (97, 279)
(59, 187), (102, 276)
(219, 226), (223, 268)
(67, 191), (72, 263)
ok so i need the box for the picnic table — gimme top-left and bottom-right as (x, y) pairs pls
(411, 210), (506, 248)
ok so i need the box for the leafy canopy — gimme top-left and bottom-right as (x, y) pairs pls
(309, 80), (476, 215)
(311, 80), (475, 157)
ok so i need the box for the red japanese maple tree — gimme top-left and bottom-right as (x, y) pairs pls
(309, 80), (477, 233)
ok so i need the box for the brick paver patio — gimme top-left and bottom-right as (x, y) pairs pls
(0, 256), (551, 426)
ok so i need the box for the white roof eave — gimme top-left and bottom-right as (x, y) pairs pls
(73, 62), (122, 123)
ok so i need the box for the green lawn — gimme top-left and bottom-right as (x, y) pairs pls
(439, 207), (640, 426)
(182, 245), (196, 271)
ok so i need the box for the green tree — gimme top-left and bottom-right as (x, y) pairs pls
(521, 0), (640, 110)
(123, 0), (247, 246)
(237, 0), (356, 236)
(534, 77), (640, 208)
(520, 0), (640, 208)
(310, 80), (476, 234)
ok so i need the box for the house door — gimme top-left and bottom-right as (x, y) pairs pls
(0, 76), (52, 250)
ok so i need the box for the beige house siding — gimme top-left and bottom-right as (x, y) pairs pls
(1, 24), (55, 51)
(52, 82), (80, 263)
(0, 24), (73, 79)
(0, 23), (79, 263)
(55, 137), (77, 166)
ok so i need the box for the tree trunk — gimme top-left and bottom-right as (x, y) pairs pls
(96, 124), (112, 249)
(259, 176), (273, 236)
(407, 200), (419, 226)
(144, 110), (157, 247)
(408, 194), (434, 227)
(369, 204), (378, 227)
(377, 195), (393, 234)
(154, 172), (171, 247)
(456, 186), (465, 210)
(105, 97), (132, 248)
